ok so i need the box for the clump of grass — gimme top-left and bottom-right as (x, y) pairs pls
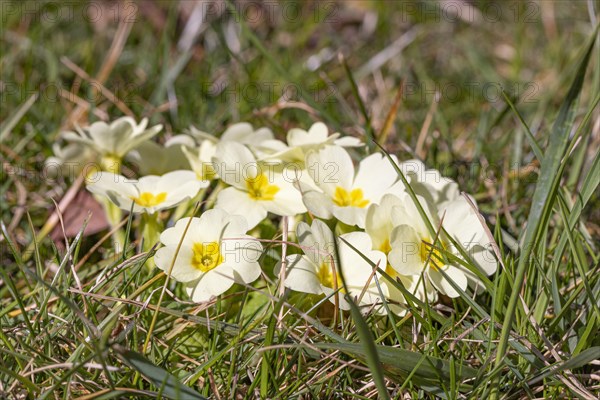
(1, 1), (599, 399)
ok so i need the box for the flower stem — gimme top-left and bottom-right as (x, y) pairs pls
(97, 155), (126, 246)
(140, 213), (163, 269)
(142, 206), (199, 354)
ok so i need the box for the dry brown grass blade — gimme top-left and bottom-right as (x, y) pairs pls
(415, 91), (440, 159)
(60, 56), (135, 118)
(255, 100), (319, 119)
(74, 217), (128, 271)
(95, 2), (137, 84)
(57, 87), (109, 120)
(64, 6), (136, 128)
(8, 179), (27, 233)
(377, 81), (403, 145)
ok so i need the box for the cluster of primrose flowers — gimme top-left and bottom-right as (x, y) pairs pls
(51, 117), (498, 313)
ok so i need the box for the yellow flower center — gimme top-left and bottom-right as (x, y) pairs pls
(191, 241), (224, 272)
(196, 164), (217, 181)
(385, 263), (399, 279)
(379, 239), (398, 280)
(317, 261), (344, 291)
(132, 192), (167, 207)
(379, 239), (391, 254)
(420, 239), (445, 270)
(246, 173), (280, 201)
(100, 154), (122, 174)
(332, 187), (369, 208)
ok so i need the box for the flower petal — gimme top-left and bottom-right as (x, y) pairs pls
(305, 145), (354, 195)
(154, 245), (200, 282)
(277, 254), (323, 295)
(185, 265), (236, 302)
(353, 153), (399, 201)
(301, 190), (333, 220)
(428, 265), (468, 298)
(440, 197), (485, 246)
(333, 205), (368, 228)
(214, 187), (267, 229)
(388, 224), (423, 276)
(212, 142), (257, 189)
(470, 245), (498, 276)
(334, 136), (364, 147)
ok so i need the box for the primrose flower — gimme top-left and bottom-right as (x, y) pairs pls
(399, 159), (459, 207)
(288, 122), (363, 148)
(277, 219), (388, 311)
(263, 122), (364, 162)
(45, 142), (97, 178)
(387, 194), (471, 298)
(300, 145), (406, 228)
(183, 139), (220, 181)
(365, 194), (437, 313)
(434, 195), (498, 289)
(126, 135), (195, 176)
(185, 123), (287, 178)
(398, 161), (498, 290)
(212, 142), (306, 229)
(154, 209), (263, 302)
(86, 170), (206, 214)
(62, 117), (162, 165)
(188, 122), (275, 147)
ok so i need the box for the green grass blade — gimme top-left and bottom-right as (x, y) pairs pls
(527, 346), (600, 386)
(491, 28), (598, 397)
(113, 345), (207, 400)
(313, 342), (478, 386)
(340, 55), (375, 151)
(534, 141), (600, 323)
(500, 90), (543, 160)
(346, 297), (391, 400)
(0, 93), (37, 144)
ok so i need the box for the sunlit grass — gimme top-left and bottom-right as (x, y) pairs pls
(1, 1), (599, 399)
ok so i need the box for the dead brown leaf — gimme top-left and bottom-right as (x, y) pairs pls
(50, 190), (109, 244)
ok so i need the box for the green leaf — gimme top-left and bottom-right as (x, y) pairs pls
(113, 345), (207, 400)
(346, 297), (391, 400)
(0, 366), (39, 395)
(527, 346), (600, 386)
(492, 27), (598, 387)
(312, 342), (477, 388)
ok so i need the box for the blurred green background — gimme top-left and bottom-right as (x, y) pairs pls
(1, 0), (599, 237)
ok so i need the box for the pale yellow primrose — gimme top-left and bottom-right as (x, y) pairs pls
(260, 122), (364, 163)
(86, 170), (207, 214)
(212, 141), (306, 229)
(45, 141), (96, 177)
(398, 159), (459, 209)
(398, 160), (498, 291)
(154, 209), (263, 303)
(386, 191), (497, 298)
(365, 194), (437, 314)
(277, 219), (389, 312)
(184, 122), (286, 180)
(62, 117), (163, 160)
(300, 145), (406, 228)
